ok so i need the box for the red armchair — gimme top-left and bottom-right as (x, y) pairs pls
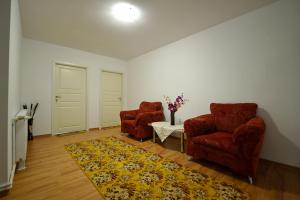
(184, 103), (265, 182)
(120, 101), (165, 141)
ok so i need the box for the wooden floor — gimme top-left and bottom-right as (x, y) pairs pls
(1, 127), (299, 200)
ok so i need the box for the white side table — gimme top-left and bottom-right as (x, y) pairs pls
(149, 121), (185, 153)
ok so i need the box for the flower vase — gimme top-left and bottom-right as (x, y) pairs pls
(170, 111), (175, 125)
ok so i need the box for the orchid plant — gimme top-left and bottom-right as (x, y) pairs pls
(163, 93), (188, 113)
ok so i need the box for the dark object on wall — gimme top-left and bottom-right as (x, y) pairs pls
(27, 103), (39, 140)
(120, 101), (165, 141)
(28, 118), (33, 140)
(30, 103), (33, 116)
(184, 103), (265, 183)
(32, 103), (39, 118)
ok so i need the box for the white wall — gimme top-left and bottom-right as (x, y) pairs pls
(8, 0), (22, 181)
(21, 38), (127, 135)
(128, 0), (300, 167)
(0, 0), (11, 189)
(0, 0), (22, 190)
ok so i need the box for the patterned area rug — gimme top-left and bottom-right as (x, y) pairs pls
(65, 137), (249, 200)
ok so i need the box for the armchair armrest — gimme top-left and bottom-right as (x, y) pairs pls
(120, 109), (139, 120)
(233, 116), (265, 159)
(184, 114), (215, 138)
(135, 111), (165, 126)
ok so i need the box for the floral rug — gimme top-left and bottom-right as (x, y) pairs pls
(65, 137), (249, 200)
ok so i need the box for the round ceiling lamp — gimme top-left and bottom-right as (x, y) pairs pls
(112, 2), (141, 23)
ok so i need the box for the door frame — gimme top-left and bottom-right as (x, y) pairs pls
(100, 70), (123, 128)
(51, 62), (88, 135)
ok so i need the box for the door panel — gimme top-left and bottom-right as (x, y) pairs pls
(101, 71), (122, 127)
(53, 64), (86, 134)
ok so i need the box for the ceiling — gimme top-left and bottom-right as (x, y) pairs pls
(20, 0), (277, 60)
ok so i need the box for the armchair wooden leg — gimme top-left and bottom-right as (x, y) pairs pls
(248, 176), (253, 184)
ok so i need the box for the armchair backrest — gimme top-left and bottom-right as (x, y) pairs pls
(210, 103), (257, 133)
(139, 101), (162, 113)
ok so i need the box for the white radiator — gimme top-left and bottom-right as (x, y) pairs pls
(14, 109), (30, 171)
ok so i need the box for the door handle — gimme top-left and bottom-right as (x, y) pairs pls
(55, 95), (61, 102)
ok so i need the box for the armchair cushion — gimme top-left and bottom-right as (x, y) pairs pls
(233, 117), (265, 143)
(192, 132), (239, 155)
(122, 119), (136, 128)
(120, 109), (139, 120)
(139, 101), (162, 112)
(233, 117), (265, 159)
(135, 111), (164, 126)
(184, 114), (215, 138)
(210, 103), (257, 133)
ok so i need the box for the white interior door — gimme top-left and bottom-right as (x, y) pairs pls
(101, 71), (122, 127)
(53, 64), (86, 134)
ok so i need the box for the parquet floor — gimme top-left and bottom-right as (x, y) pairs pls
(1, 127), (299, 200)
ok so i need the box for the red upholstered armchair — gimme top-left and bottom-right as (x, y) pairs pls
(120, 101), (165, 141)
(184, 103), (265, 182)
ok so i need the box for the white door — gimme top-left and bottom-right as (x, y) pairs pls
(101, 71), (122, 127)
(53, 64), (86, 134)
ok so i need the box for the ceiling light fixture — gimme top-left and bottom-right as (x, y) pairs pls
(112, 2), (141, 23)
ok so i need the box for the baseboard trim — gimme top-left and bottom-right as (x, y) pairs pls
(88, 127), (100, 131)
(34, 134), (51, 138)
(100, 125), (120, 130)
(0, 163), (16, 192)
(261, 158), (300, 170)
